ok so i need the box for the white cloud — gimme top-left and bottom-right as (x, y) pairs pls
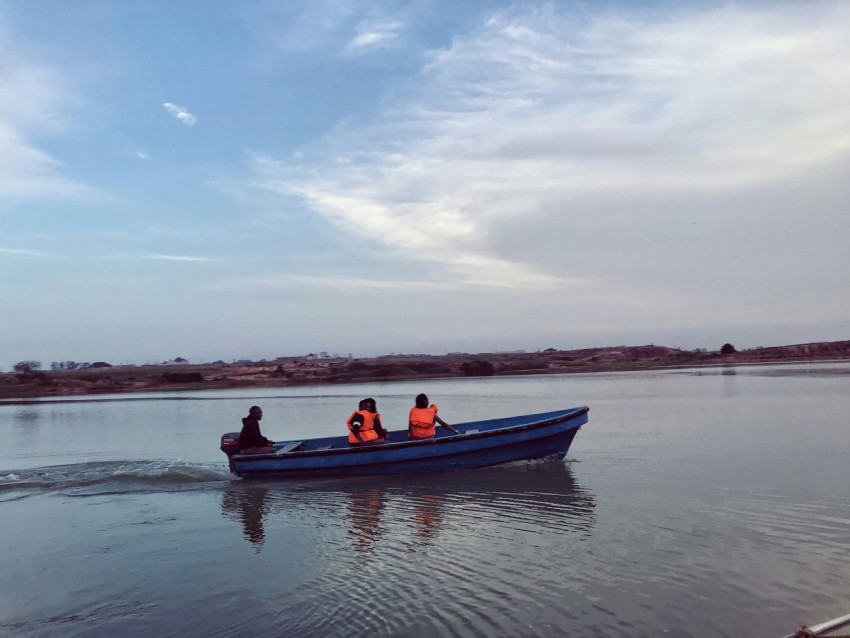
(147, 254), (209, 262)
(0, 129), (86, 198)
(0, 32), (95, 200)
(162, 102), (197, 127)
(248, 1), (359, 55)
(219, 268), (578, 293)
(348, 19), (403, 52)
(223, 273), (465, 292)
(251, 2), (850, 304)
(0, 248), (46, 257)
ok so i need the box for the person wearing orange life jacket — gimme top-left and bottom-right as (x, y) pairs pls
(347, 398), (390, 446)
(408, 393), (462, 440)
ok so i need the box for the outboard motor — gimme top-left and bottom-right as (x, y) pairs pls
(220, 432), (241, 475)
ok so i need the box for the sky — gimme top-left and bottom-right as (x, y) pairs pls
(1, 0), (849, 366)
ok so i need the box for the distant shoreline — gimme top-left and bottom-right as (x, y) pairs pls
(3, 339), (849, 401)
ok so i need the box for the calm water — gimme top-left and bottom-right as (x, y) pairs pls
(1, 363), (849, 637)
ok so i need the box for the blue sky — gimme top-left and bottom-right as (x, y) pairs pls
(1, 0), (849, 366)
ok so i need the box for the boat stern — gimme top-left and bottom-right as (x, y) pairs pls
(220, 432), (241, 475)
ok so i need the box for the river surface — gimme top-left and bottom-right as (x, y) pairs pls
(1, 363), (849, 637)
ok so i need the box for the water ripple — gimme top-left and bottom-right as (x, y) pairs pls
(214, 463), (597, 636)
(0, 460), (231, 499)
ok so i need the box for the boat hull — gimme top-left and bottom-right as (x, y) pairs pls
(228, 407), (588, 479)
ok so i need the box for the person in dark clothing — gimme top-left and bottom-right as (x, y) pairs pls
(239, 405), (276, 454)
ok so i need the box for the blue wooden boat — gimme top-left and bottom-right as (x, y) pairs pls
(220, 406), (589, 479)
(782, 612), (850, 638)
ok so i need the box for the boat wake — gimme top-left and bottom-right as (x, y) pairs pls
(0, 460), (232, 500)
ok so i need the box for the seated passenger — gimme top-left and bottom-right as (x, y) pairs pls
(239, 405), (276, 454)
(409, 394), (460, 440)
(347, 398), (389, 446)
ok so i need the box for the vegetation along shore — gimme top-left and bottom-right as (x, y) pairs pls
(2, 340), (849, 400)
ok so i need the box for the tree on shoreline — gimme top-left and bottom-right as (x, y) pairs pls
(14, 361), (41, 373)
(720, 343), (737, 355)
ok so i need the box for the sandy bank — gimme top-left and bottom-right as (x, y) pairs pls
(2, 340), (849, 401)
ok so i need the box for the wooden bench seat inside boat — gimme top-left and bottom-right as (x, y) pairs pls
(276, 441), (305, 454)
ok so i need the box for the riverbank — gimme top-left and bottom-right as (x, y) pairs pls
(2, 339), (849, 400)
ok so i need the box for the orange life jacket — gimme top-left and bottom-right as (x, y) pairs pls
(409, 404), (438, 439)
(348, 409), (380, 444)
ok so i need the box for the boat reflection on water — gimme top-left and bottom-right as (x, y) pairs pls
(220, 461), (595, 552)
(346, 489), (387, 553)
(345, 488), (446, 553)
(409, 493), (443, 549)
(220, 486), (273, 552)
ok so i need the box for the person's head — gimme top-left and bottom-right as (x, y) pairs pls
(415, 393), (429, 409)
(359, 398), (377, 412)
(249, 405), (263, 420)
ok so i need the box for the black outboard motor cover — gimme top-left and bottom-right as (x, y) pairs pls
(221, 432), (241, 474)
